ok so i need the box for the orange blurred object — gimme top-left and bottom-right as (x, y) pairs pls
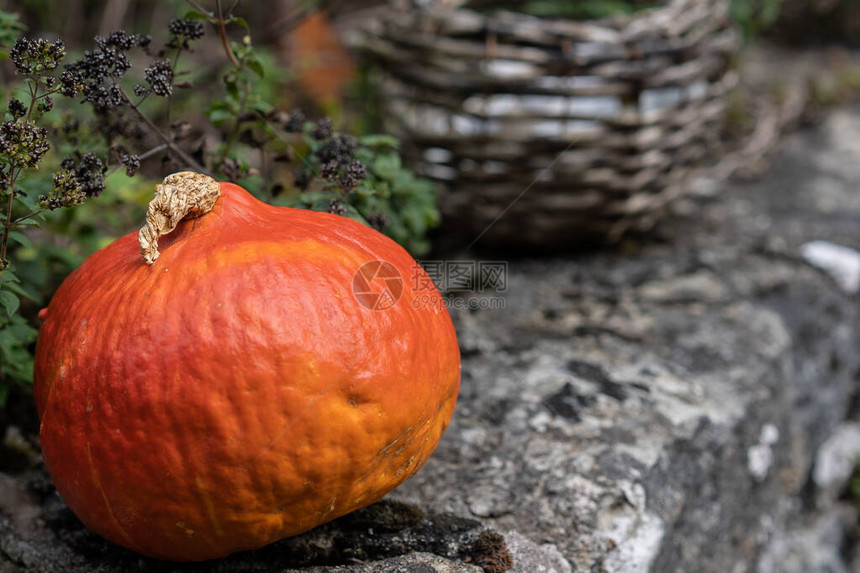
(290, 10), (356, 106)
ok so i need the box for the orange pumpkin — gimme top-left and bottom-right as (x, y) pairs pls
(33, 172), (460, 561)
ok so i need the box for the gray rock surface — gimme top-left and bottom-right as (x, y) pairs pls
(3, 107), (860, 572)
(394, 106), (860, 572)
(286, 554), (483, 573)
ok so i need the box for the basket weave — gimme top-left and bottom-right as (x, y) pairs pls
(352, 0), (738, 248)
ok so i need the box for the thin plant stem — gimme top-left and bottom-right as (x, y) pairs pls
(1, 79), (42, 272)
(105, 142), (170, 178)
(116, 83), (209, 174)
(215, 0), (240, 68)
(0, 189), (15, 269)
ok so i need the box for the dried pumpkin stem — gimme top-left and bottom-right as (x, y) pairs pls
(139, 172), (221, 265)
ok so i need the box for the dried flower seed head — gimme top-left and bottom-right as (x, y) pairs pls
(144, 59), (174, 97)
(40, 170), (86, 210)
(121, 154), (140, 177)
(168, 18), (205, 48)
(76, 152), (107, 197)
(64, 30), (146, 110)
(0, 121), (50, 168)
(36, 96), (53, 115)
(219, 157), (243, 181)
(284, 109), (306, 134)
(7, 99), (26, 120)
(315, 133), (357, 169)
(339, 159), (367, 192)
(328, 198), (348, 216)
(81, 82), (123, 112)
(365, 213), (389, 231)
(59, 153), (107, 198)
(320, 160), (339, 182)
(10, 37), (66, 76)
(59, 70), (84, 97)
(105, 31), (137, 51)
(312, 117), (333, 141)
(0, 167), (10, 191)
(293, 168), (312, 191)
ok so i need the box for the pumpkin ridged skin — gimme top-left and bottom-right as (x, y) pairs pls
(33, 182), (460, 562)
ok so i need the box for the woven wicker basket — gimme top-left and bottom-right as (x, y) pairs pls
(352, 0), (738, 249)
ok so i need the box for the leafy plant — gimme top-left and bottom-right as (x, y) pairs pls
(730, 0), (785, 39)
(0, 11), (24, 57)
(0, 1), (439, 406)
(279, 128), (438, 256)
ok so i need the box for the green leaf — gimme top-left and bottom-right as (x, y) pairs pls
(208, 108), (234, 124)
(14, 192), (40, 212)
(183, 9), (211, 20)
(8, 231), (31, 249)
(372, 153), (401, 180)
(0, 289), (19, 316)
(14, 218), (40, 227)
(3, 279), (38, 303)
(359, 134), (400, 149)
(247, 58), (265, 78)
(232, 16), (249, 29)
(0, 313), (36, 392)
(0, 270), (18, 284)
(225, 78), (240, 102)
(250, 100), (272, 115)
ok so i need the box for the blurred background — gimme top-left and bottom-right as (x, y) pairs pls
(0, 0), (859, 419)
(0, 3), (859, 569)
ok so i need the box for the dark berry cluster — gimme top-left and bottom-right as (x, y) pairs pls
(314, 132), (366, 191)
(328, 198), (348, 216)
(59, 70), (83, 97)
(144, 60), (174, 97)
(57, 152), (106, 198)
(36, 96), (53, 115)
(7, 99), (26, 120)
(315, 133), (356, 168)
(293, 168), (312, 191)
(9, 37), (65, 76)
(104, 31), (140, 51)
(63, 31), (149, 111)
(121, 154), (140, 176)
(0, 166), (10, 191)
(167, 18), (205, 49)
(288, 117), (370, 197)
(283, 109), (306, 134)
(41, 170), (86, 210)
(365, 213), (389, 231)
(311, 118), (333, 141)
(320, 159), (339, 181)
(339, 159), (367, 192)
(0, 121), (49, 168)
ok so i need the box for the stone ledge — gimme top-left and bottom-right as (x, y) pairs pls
(2, 108), (860, 572)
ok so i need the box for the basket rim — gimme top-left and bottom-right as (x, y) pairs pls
(401, 0), (713, 31)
